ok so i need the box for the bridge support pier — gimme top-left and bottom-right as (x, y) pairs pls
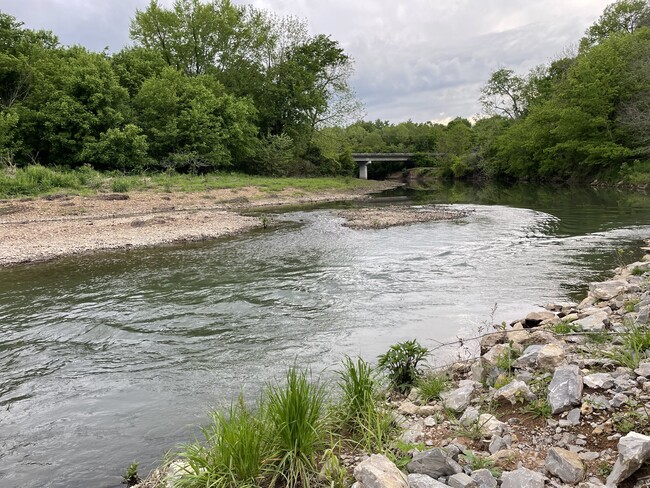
(358, 161), (370, 179)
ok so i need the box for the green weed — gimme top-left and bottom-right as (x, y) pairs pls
(460, 450), (501, 478)
(378, 340), (429, 393)
(111, 177), (131, 193)
(264, 367), (327, 488)
(604, 320), (650, 369)
(122, 461), (141, 487)
(416, 373), (450, 402)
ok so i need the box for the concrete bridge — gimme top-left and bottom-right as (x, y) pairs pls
(352, 153), (442, 179)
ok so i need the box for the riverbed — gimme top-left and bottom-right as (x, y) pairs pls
(1, 183), (650, 487)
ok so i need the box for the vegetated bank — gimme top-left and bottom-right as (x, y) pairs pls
(131, 240), (650, 487)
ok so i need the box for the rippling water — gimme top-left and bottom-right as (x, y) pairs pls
(1, 183), (650, 487)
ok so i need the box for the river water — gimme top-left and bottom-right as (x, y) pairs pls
(1, 183), (650, 487)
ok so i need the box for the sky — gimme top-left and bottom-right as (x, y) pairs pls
(0, 0), (613, 124)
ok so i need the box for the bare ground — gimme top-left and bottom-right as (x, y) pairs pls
(0, 182), (399, 266)
(338, 205), (471, 230)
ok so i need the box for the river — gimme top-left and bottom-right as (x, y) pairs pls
(1, 182), (649, 487)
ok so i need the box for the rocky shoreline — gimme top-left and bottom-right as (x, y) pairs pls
(353, 240), (650, 488)
(136, 240), (650, 488)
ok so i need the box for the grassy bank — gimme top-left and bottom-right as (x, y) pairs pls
(0, 165), (378, 199)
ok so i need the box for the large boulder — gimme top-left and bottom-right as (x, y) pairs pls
(407, 448), (463, 478)
(524, 311), (556, 328)
(548, 364), (583, 414)
(471, 469), (498, 488)
(545, 447), (585, 484)
(607, 432), (650, 486)
(589, 280), (628, 300)
(583, 373), (614, 389)
(500, 467), (545, 488)
(353, 454), (408, 488)
(573, 310), (609, 332)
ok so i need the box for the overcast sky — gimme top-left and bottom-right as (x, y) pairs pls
(0, 0), (612, 123)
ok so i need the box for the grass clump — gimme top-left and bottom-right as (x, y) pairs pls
(122, 461), (141, 487)
(177, 396), (265, 488)
(378, 339), (429, 393)
(416, 372), (450, 402)
(460, 450), (501, 478)
(334, 356), (396, 453)
(550, 321), (578, 334)
(264, 367), (327, 488)
(604, 320), (650, 369)
(495, 343), (520, 375)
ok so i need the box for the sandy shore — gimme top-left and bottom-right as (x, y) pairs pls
(0, 182), (399, 267)
(339, 205), (471, 229)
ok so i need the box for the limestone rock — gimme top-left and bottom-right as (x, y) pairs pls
(500, 467), (545, 488)
(494, 380), (536, 405)
(548, 364), (583, 414)
(442, 381), (478, 413)
(483, 344), (510, 367)
(480, 331), (506, 355)
(606, 432), (650, 486)
(545, 447), (585, 484)
(589, 280), (628, 300)
(478, 414), (507, 437)
(398, 401), (420, 416)
(354, 454), (409, 488)
(459, 406), (480, 427)
(448, 472), (478, 488)
(635, 362), (650, 377)
(525, 311), (556, 328)
(407, 448), (463, 478)
(471, 469), (497, 488)
(537, 343), (566, 370)
(583, 373), (614, 389)
(513, 345), (543, 369)
(406, 473), (449, 488)
(573, 311), (609, 332)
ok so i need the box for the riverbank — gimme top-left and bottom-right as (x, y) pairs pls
(0, 181), (402, 266)
(134, 240), (650, 488)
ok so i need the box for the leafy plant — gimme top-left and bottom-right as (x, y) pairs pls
(604, 319), (650, 369)
(264, 366), (327, 488)
(416, 372), (450, 402)
(551, 321), (577, 334)
(122, 461), (141, 487)
(111, 177), (131, 193)
(520, 398), (552, 419)
(378, 340), (429, 393)
(495, 343), (521, 375)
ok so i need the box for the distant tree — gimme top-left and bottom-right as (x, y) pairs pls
(479, 68), (528, 119)
(580, 0), (650, 50)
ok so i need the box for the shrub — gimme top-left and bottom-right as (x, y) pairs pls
(80, 124), (151, 172)
(378, 340), (429, 393)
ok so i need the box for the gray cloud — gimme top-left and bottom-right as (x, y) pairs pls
(0, 0), (612, 122)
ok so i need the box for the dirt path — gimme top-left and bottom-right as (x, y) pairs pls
(0, 182), (399, 266)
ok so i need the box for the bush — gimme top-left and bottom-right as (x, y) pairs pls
(250, 134), (295, 176)
(80, 124), (151, 172)
(378, 340), (429, 393)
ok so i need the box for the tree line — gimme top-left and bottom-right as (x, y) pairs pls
(0, 0), (360, 177)
(1, 0), (649, 184)
(315, 0), (650, 184)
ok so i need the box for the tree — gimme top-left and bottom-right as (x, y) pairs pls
(580, 0), (650, 50)
(479, 68), (528, 119)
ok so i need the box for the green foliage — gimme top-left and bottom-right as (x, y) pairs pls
(333, 357), (396, 453)
(551, 321), (578, 334)
(495, 344), (521, 375)
(460, 450), (501, 478)
(604, 319), (650, 369)
(378, 340), (429, 393)
(263, 367), (327, 488)
(178, 397), (265, 488)
(111, 177), (131, 193)
(122, 461), (141, 487)
(80, 124), (151, 172)
(416, 373), (450, 402)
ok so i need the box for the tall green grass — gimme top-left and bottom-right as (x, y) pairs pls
(264, 367), (327, 488)
(334, 356), (396, 453)
(0, 164), (377, 198)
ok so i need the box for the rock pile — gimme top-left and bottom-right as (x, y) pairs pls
(353, 249), (650, 488)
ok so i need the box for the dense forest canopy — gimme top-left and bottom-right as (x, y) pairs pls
(0, 0), (649, 183)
